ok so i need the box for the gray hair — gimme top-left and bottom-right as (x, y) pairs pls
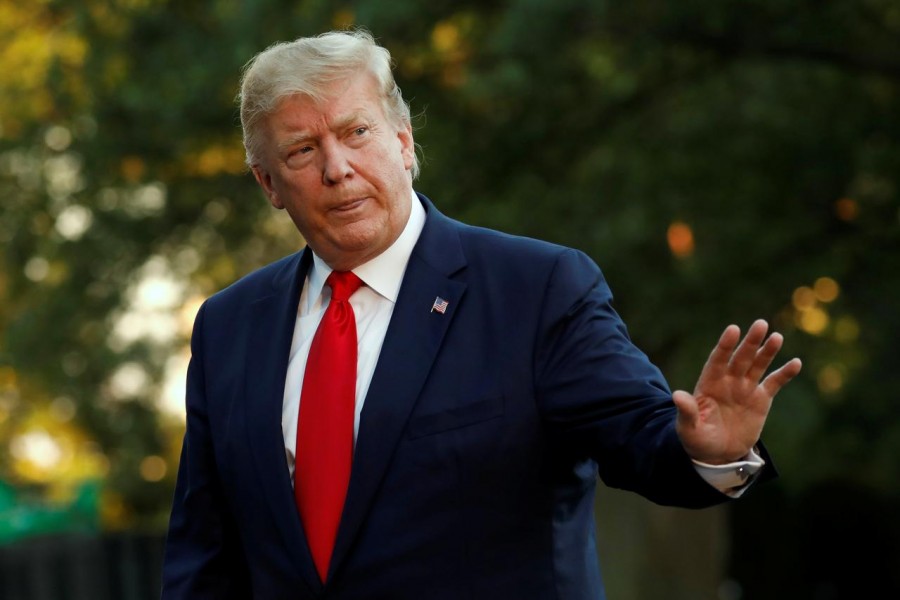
(238, 29), (419, 178)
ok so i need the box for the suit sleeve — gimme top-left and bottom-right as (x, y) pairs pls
(534, 249), (729, 508)
(162, 302), (252, 598)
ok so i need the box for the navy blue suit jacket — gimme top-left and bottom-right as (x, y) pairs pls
(163, 194), (756, 599)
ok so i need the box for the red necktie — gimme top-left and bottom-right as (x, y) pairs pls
(295, 270), (363, 582)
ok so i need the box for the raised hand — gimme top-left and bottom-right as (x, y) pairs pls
(672, 319), (802, 464)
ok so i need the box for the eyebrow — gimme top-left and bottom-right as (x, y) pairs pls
(276, 110), (373, 154)
(276, 133), (314, 155)
(332, 110), (371, 132)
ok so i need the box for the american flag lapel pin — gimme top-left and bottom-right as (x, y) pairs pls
(431, 296), (449, 314)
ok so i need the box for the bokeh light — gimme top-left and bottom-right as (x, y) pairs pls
(667, 221), (695, 258)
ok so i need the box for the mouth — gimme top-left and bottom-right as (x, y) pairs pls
(331, 197), (369, 213)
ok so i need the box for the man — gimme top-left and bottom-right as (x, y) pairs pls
(162, 30), (801, 599)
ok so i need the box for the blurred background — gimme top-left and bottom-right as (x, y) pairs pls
(1, 0), (899, 598)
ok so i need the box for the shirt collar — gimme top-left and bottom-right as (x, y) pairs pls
(306, 189), (426, 305)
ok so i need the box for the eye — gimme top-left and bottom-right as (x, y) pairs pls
(354, 127), (368, 136)
(286, 146), (313, 160)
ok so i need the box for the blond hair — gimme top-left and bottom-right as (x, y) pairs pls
(238, 29), (418, 178)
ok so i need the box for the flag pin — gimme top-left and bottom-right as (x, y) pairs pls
(431, 296), (449, 314)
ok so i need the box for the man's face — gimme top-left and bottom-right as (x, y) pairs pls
(251, 72), (416, 271)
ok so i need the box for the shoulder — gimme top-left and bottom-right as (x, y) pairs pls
(463, 221), (595, 266)
(420, 194), (594, 269)
(435, 209), (605, 290)
(204, 251), (304, 313)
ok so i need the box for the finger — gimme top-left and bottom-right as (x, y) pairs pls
(761, 358), (803, 397)
(672, 390), (699, 424)
(702, 324), (742, 380)
(728, 319), (769, 377)
(746, 331), (784, 383)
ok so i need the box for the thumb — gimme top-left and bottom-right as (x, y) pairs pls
(672, 390), (699, 424)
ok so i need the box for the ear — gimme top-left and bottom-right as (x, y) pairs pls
(251, 165), (284, 209)
(397, 124), (415, 171)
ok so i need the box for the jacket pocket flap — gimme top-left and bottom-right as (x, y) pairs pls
(408, 396), (504, 439)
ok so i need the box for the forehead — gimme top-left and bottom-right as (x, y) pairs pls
(270, 73), (387, 131)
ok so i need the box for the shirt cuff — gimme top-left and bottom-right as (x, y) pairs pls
(692, 447), (765, 498)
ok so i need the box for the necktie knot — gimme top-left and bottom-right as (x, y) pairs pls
(327, 271), (363, 302)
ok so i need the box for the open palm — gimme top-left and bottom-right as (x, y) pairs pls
(673, 319), (802, 464)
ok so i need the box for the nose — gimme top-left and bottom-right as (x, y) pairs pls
(321, 140), (353, 185)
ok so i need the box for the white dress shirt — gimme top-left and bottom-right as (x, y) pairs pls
(281, 190), (426, 480)
(280, 190), (763, 494)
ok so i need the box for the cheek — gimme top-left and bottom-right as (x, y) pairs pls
(292, 201), (326, 228)
(279, 174), (322, 210)
(381, 150), (412, 184)
(279, 191), (321, 227)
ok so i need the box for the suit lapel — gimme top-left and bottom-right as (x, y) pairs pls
(244, 250), (323, 595)
(328, 196), (468, 579)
